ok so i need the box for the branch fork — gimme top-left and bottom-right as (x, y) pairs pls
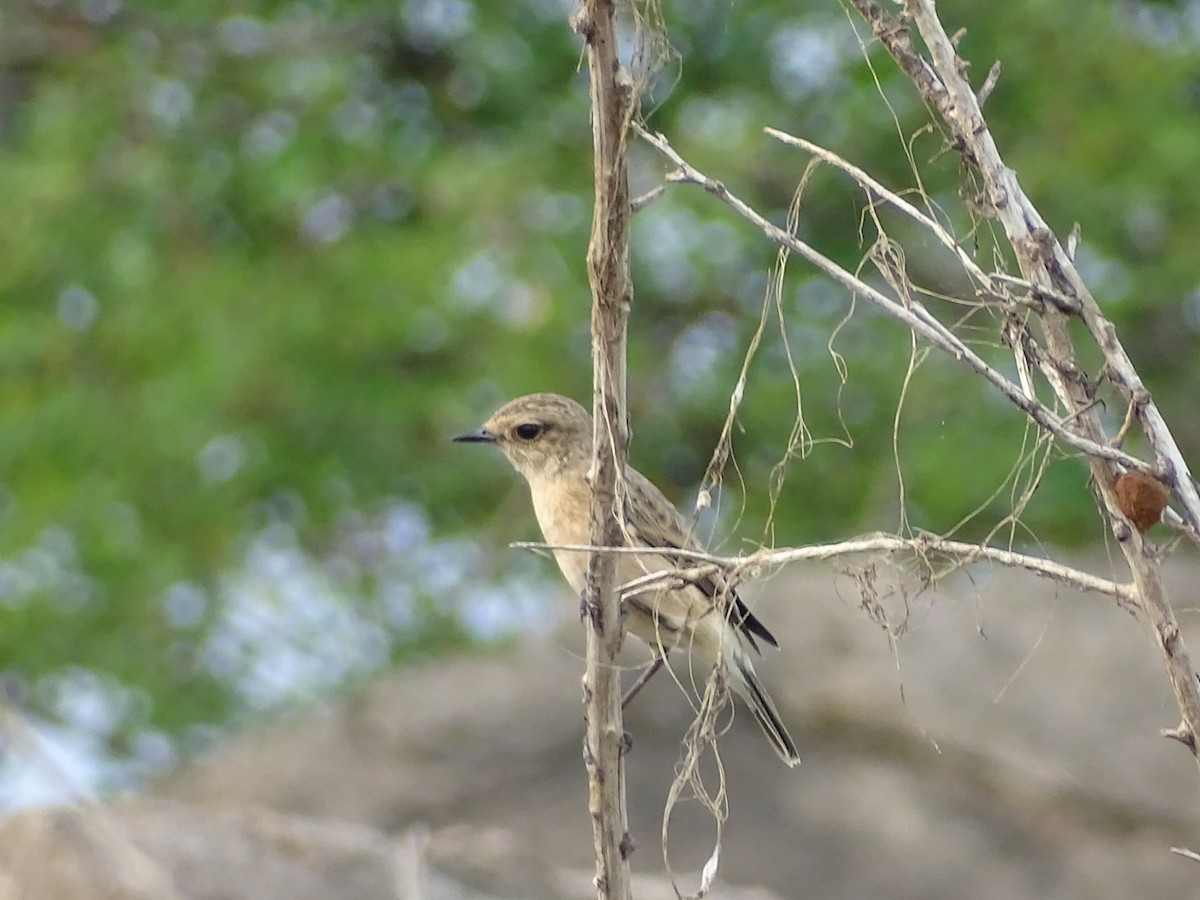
(633, 0), (1200, 768)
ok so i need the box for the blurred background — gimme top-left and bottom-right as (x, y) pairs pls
(1, 0), (1199, 866)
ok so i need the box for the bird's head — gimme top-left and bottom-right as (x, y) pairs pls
(453, 392), (593, 481)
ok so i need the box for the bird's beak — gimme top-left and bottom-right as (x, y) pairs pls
(453, 428), (497, 444)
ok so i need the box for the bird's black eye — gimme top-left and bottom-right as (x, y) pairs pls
(514, 422), (543, 441)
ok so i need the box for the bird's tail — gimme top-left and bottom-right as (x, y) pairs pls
(730, 657), (800, 767)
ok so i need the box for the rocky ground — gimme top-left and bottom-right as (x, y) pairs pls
(3, 552), (1200, 898)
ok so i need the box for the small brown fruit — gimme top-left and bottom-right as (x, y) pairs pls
(1114, 471), (1170, 533)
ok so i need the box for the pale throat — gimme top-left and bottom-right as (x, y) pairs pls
(527, 467), (592, 546)
(521, 466), (591, 592)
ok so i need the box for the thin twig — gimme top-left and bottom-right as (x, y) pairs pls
(1170, 846), (1200, 864)
(977, 60), (1001, 107)
(631, 185), (665, 212)
(512, 534), (1136, 604)
(851, 0), (1200, 764)
(899, 0), (1200, 531)
(763, 127), (992, 290)
(634, 124), (1152, 476)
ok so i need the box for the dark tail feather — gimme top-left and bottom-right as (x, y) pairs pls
(734, 660), (800, 767)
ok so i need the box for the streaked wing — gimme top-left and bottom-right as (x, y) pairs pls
(621, 467), (779, 653)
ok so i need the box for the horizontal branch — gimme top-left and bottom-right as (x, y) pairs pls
(635, 125), (1153, 476)
(512, 533), (1136, 604)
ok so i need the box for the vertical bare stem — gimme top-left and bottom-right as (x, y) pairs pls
(573, 0), (635, 897)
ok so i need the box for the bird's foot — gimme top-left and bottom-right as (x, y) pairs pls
(621, 655), (666, 709)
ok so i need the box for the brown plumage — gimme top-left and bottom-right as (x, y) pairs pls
(455, 392), (799, 767)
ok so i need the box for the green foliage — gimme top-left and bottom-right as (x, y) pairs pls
(0, 0), (1196, 787)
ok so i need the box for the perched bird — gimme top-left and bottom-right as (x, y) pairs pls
(454, 392), (799, 767)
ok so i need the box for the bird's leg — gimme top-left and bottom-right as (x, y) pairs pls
(622, 654), (667, 709)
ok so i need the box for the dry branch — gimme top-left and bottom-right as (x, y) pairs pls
(856, 0), (1200, 766)
(625, 1), (1200, 767)
(852, 0), (1200, 535)
(572, 0), (636, 896)
(512, 536), (1137, 606)
(634, 125), (1151, 476)
(1170, 846), (1200, 865)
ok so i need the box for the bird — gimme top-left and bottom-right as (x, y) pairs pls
(454, 392), (799, 767)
